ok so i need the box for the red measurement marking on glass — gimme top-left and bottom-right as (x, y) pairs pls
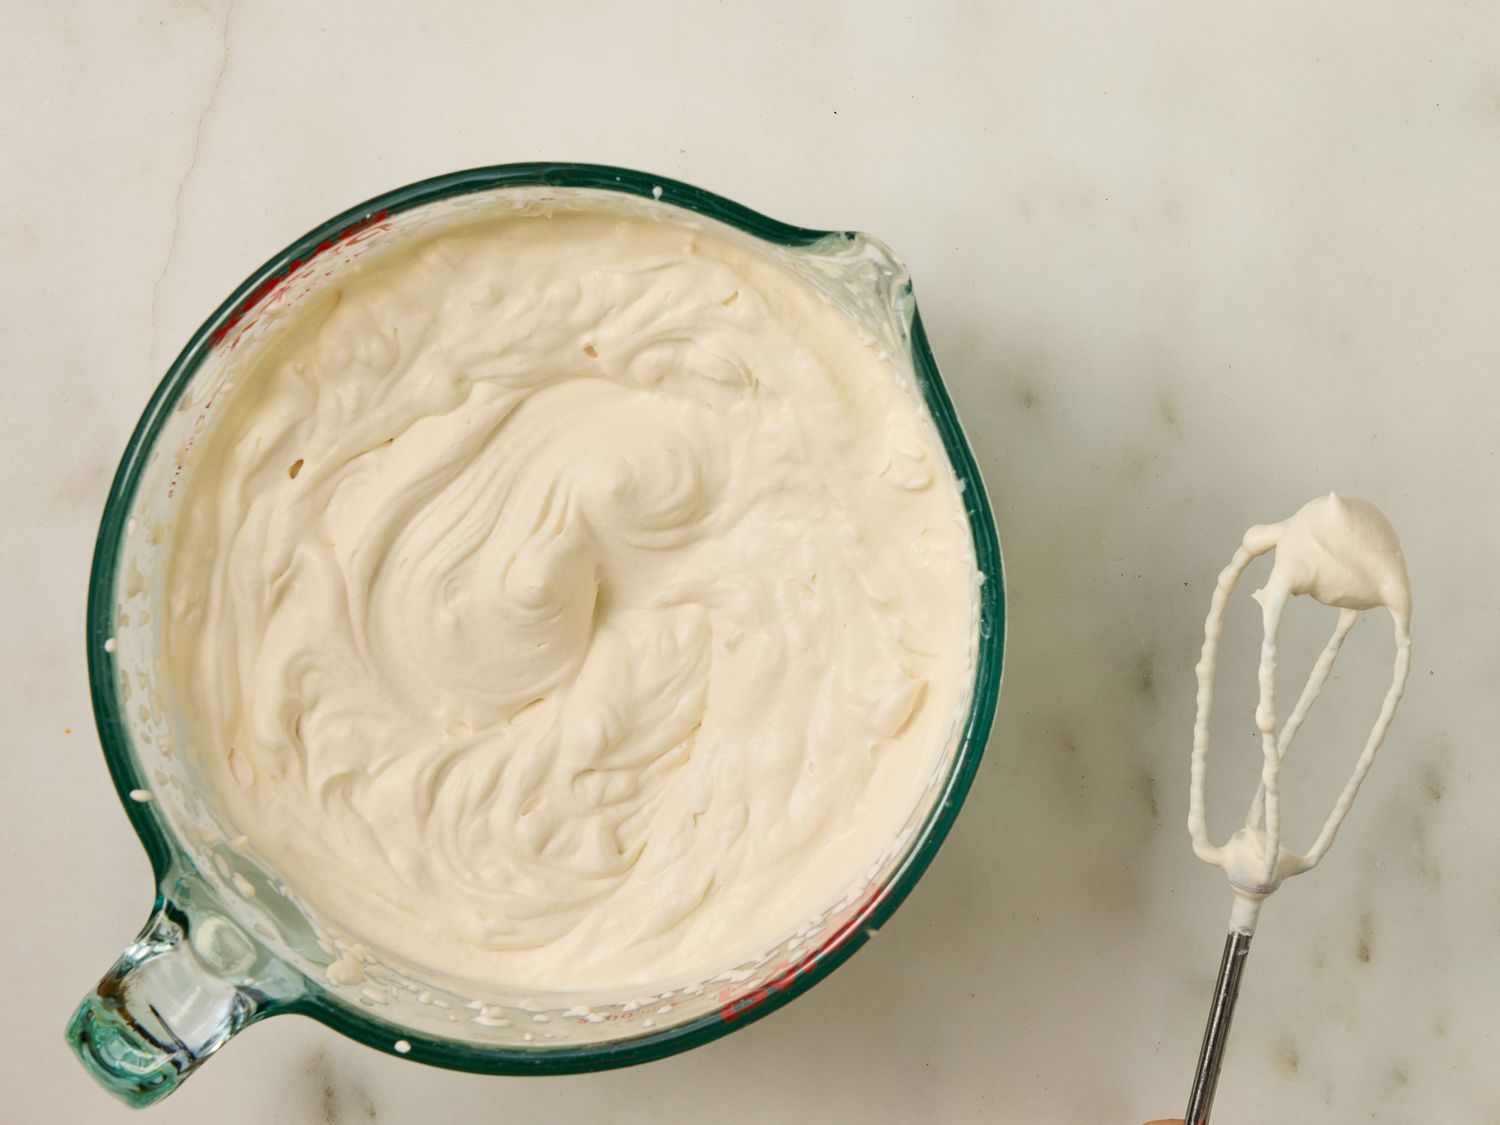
(166, 381), (229, 499)
(163, 212), (393, 500)
(209, 210), (390, 351)
(717, 884), (892, 1023)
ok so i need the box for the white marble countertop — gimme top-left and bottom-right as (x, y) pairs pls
(4, 2), (1498, 1122)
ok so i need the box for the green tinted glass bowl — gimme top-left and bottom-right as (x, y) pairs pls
(67, 163), (1005, 1107)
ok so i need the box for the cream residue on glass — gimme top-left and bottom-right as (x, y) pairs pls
(165, 208), (977, 990)
(1188, 493), (1412, 933)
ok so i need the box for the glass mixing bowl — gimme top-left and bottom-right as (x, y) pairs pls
(66, 163), (1005, 1107)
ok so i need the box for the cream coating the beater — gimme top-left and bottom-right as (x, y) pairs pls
(1188, 493), (1412, 933)
(165, 208), (977, 990)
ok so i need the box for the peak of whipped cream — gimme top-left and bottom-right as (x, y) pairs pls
(1245, 492), (1411, 624)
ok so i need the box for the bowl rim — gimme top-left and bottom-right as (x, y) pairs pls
(85, 161), (1006, 1074)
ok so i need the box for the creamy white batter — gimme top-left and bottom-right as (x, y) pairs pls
(1188, 494), (1412, 933)
(165, 207), (977, 990)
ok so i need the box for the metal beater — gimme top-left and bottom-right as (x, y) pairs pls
(1180, 494), (1412, 1125)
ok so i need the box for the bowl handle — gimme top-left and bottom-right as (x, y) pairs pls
(65, 877), (293, 1107)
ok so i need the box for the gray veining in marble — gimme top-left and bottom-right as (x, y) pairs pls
(3, 2), (1498, 1122)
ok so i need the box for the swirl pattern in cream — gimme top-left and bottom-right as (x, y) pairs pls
(166, 208), (976, 990)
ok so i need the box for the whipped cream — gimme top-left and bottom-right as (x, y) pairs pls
(165, 206), (977, 990)
(1188, 494), (1412, 933)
